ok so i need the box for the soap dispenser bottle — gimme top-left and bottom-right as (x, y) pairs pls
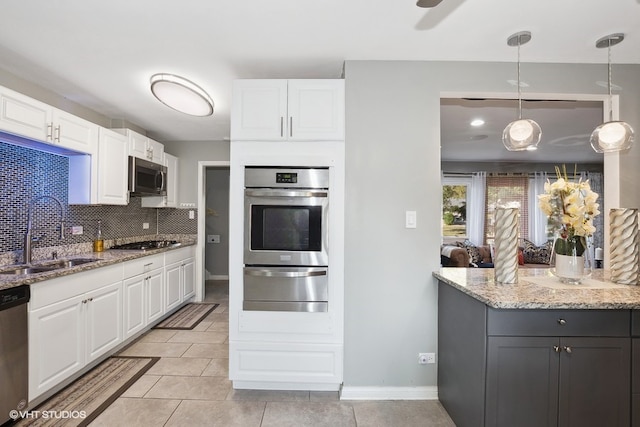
(93, 220), (104, 252)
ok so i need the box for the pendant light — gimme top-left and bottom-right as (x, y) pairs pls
(150, 73), (214, 117)
(590, 33), (634, 153)
(502, 31), (542, 151)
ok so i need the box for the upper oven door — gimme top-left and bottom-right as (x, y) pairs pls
(244, 188), (328, 266)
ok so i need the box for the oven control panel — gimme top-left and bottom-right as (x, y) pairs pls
(276, 172), (297, 184)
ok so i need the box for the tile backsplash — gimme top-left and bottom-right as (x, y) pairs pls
(0, 141), (196, 260)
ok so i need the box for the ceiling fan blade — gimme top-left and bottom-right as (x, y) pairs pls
(416, 0), (444, 8)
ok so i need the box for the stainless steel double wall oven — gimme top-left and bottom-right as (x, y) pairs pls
(244, 167), (329, 312)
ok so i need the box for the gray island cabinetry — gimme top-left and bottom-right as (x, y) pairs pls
(434, 268), (640, 427)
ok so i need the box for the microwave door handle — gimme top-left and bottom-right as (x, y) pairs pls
(157, 170), (165, 191)
(245, 189), (327, 198)
(245, 269), (327, 278)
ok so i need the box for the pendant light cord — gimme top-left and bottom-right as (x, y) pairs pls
(607, 40), (613, 122)
(517, 35), (522, 120)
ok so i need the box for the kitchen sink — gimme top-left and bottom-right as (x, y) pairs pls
(0, 258), (100, 275)
(39, 258), (100, 269)
(0, 266), (57, 275)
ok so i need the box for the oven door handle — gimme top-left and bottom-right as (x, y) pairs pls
(245, 189), (327, 198)
(244, 268), (327, 278)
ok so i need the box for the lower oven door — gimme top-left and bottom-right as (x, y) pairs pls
(243, 266), (328, 312)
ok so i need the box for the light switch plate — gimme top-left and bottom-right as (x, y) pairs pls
(406, 211), (417, 228)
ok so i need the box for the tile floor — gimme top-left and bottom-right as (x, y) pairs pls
(90, 281), (455, 426)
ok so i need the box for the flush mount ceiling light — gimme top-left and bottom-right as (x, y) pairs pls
(150, 73), (214, 117)
(502, 31), (542, 152)
(590, 33), (634, 153)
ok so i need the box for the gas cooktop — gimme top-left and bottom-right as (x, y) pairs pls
(110, 240), (181, 251)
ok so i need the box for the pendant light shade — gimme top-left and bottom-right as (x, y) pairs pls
(502, 31), (542, 152)
(590, 34), (634, 153)
(150, 73), (214, 117)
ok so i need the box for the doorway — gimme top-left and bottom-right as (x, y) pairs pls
(197, 162), (230, 302)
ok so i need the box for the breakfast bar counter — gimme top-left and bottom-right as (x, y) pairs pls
(433, 267), (638, 427)
(433, 267), (640, 309)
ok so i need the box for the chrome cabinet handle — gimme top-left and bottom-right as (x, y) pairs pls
(47, 123), (53, 140)
(280, 117), (284, 137)
(54, 125), (61, 143)
(563, 346), (572, 354)
(558, 319), (567, 325)
(553, 345), (561, 353)
(244, 268), (327, 278)
(289, 116), (293, 137)
(245, 189), (327, 198)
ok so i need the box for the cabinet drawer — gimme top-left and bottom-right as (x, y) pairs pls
(487, 308), (630, 337)
(122, 253), (164, 278)
(164, 246), (194, 265)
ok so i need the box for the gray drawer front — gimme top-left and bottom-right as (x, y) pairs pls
(487, 309), (630, 337)
(632, 311), (640, 337)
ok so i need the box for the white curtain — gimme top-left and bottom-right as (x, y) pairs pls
(529, 171), (549, 245)
(468, 171), (486, 245)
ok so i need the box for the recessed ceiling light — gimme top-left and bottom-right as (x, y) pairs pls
(470, 119), (485, 127)
(150, 73), (214, 117)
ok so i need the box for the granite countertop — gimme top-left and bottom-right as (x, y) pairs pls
(0, 240), (196, 291)
(433, 267), (640, 309)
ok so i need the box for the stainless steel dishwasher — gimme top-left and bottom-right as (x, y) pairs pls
(0, 284), (30, 424)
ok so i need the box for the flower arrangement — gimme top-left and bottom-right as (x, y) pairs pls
(537, 165), (600, 256)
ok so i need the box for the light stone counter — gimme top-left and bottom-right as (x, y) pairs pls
(433, 267), (640, 309)
(0, 237), (196, 291)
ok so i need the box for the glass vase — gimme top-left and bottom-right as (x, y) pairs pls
(551, 235), (592, 285)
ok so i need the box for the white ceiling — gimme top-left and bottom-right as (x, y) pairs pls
(0, 0), (638, 146)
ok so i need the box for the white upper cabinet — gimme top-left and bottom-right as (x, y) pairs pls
(0, 86), (98, 155)
(116, 128), (164, 163)
(0, 86), (51, 140)
(231, 79), (344, 141)
(97, 128), (129, 205)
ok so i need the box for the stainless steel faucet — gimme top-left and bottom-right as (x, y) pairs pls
(23, 195), (65, 264)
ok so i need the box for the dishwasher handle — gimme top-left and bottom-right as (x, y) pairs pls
(0, 285), (30, 311)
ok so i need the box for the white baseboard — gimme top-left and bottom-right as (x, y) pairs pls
(339, 386), (438, 401)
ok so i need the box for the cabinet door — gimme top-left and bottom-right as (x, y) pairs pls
(558, 337), (630, 427)
(29, 295), (85, 400)
(85, 281), (123, 363)
(123, 275), (146, 339)
(146, 269), (165, 323)
(0, 87), (51, 141)
(486, 336), (559, 427)
(288, 80), (345, 140)
(231, 79), (288, 140)
(165, 262), (183, 311)
(97, 128), (129, 205)
(148, 138), (164, 164)
(51, 109), (99, 154)
(182, 258), (196, 301)
(128, 130), (149, 159)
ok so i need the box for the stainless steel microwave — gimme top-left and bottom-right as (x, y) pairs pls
(128, 156), (167, 196)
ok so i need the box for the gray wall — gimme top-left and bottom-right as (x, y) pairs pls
(343, 60), (640, 388)
(162, 140), (230, 207)
(205, 167), (230, 277)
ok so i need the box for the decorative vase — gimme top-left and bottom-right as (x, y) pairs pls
(609, 208), (639, 285)
(494, 207), (519, 284)
(551, 235), (592, 284)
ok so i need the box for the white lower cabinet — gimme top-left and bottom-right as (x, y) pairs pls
(29, 264), (123, 401)
(164, 246), (196, 311)
(28, 247), (194, 403)
(123, 254), (164, 340)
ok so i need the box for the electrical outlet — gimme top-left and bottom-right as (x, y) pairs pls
(188, 210), (195, 219)
(70, 226), (83, 235)
(418, 353), (436, 364)
(143, 222), (149, 229)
